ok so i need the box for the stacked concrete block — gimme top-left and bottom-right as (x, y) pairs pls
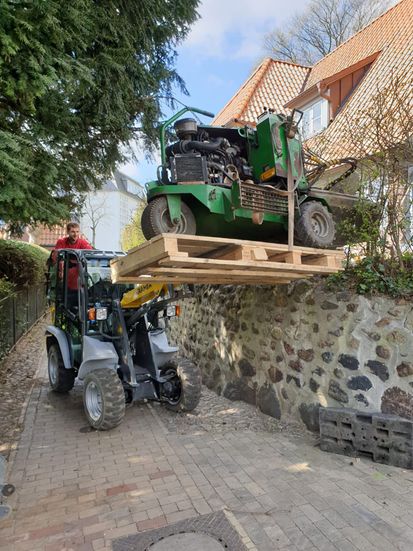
(319, 407), (413, 469)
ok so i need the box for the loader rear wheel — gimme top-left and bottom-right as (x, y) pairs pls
(294, 201), (335, 248)
(141, 196), (196, 240)
(162, 358), (202, 412)
(83, 369), (125, 430)
(48, 342), (76, 393)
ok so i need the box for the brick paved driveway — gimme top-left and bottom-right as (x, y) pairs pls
(1, 349), (413, 551)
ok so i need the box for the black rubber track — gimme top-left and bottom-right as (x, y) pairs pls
(48, 342), (76, 393)
(163, 358), (202, 412)
(83, 368), (126, 430)
(141, 196), (196, 240)
(294, 201), (335, 248)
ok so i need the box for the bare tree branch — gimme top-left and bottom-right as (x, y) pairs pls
(264, 0), (391, 65)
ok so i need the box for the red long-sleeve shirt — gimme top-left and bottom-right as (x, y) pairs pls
(54, 237), (93, 250)
(54, 237), (93, 290)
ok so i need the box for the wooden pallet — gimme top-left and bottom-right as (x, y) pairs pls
(110, 234), (344, 285)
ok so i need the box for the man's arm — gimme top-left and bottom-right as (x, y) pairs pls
(52, 238), (65, 263)
(54, 238), (65, 250)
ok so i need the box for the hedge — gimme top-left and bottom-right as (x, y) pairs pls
(0, 240), (49, 292)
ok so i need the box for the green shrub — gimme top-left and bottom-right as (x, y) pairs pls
(0, 240), (49, 287)
(0, 278), (16, 299)
(327, 254), (413, 298)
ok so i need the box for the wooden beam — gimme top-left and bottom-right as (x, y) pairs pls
(269, 251), (302, 264)
(158, 255), (341, 274)
(287, 154), (294, 251)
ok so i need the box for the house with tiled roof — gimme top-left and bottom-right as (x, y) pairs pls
(214, 0), (413, 161)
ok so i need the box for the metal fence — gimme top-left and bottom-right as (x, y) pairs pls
(0, 285), (47, 359)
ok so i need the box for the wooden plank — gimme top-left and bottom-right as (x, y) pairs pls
(140, 267), (304, 280)
(301, 254), (342, 268)
(115, 275), (294, 285)
(205, 245), (269, 262)
(156, 233), (341, 256)
(269, 251), (302, 264)
(111, 235), (188, 278)
(287, 156), (294, 251)
(198, 244), (241, 260)
(158, 255), (342, 274)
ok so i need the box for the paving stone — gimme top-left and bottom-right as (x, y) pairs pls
(1, 327), (413, 550)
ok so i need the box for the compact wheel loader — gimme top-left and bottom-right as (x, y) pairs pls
(142, 107), (359, 248)
(46, 249), (201, 430)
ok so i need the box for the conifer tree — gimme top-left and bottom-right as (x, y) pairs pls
(0, 0), (198, 230)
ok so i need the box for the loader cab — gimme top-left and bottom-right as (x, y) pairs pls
(48, 249), (88, 367)
(47, 249), (130, 368)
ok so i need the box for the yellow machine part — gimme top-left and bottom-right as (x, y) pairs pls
(121, 283), (168, 309)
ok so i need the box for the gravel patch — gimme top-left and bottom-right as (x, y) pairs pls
(0, 318), (47, 459)
(154, 386), (311, 439)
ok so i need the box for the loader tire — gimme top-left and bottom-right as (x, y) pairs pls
(83, 369), (125, 430)
(162, 358), (202, 412)
(48, 342), (76, 393)
(294, 201), (335, 249)
(141, 196), (196, 240)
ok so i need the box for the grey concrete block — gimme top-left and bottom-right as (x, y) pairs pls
(319, 407), (413, 469)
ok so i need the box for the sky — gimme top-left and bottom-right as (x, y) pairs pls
(120, 0), (306, 184)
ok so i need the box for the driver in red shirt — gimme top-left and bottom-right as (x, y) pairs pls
(54, 222), (93, 291)
(55, 222), (93, 252)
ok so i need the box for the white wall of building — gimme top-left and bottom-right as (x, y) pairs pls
(79, 172), (143, 251)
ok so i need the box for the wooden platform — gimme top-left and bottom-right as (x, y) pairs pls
(110, 234), (344, 285)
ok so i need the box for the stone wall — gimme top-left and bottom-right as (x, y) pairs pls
(168, 281), (413, 431)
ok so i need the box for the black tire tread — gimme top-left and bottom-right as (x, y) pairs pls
(48, 342), (76, 393)
(83, 368), (125, 430)
(294, 201), (335, 249)
(164, 357), (202, 412)
(141, 196), (196, 240)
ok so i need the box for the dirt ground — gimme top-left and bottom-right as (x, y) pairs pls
(0, 318), (47, 459)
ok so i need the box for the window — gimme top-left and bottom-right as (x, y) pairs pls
(300, 98), (329, 139)
(126, 180), (140, 195)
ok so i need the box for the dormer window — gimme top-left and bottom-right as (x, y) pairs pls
(300, 98), (329, 139)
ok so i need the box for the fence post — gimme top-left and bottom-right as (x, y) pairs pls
(26, 287), (29, 331)
(35, 286), (38, 319)
(12, 294), (16, 345)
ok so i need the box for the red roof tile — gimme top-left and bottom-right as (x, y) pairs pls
(213, 58), (310, 126)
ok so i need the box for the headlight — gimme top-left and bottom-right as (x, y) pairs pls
(165, 305), (180, 317)
(96, 307), (108, 321)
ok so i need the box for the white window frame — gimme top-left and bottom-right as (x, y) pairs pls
(300, 98), (329, 139)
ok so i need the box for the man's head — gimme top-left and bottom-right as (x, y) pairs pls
(66, 222), (80, 244)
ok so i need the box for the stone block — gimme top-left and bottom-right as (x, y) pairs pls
(319, 407), (413, 469)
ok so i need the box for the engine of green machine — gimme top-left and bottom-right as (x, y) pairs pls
(143, 107), (358, 248)
(161, 111), (306, 190)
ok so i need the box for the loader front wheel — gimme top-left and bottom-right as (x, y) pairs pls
(141, 196), (196, 240)
(83, 369), (125, 430)
(48, 342), (76, 393)
(294, 201), (335, 248)
(162, 358), (202, 412)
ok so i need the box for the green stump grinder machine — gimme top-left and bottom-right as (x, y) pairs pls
(142, 107), (358, 248)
